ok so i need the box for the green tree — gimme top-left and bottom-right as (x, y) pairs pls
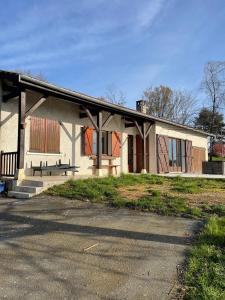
(194, 108), (224, 134)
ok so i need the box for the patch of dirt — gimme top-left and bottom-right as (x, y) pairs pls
(118, 183), (225, 207)
(184, 191), (225, 206)
(118, 183), (171, 201)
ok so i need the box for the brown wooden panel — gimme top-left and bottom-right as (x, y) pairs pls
(157, 135), (169, 173)
(30, 116), (46, 153)
(192, 147), (205, 174)
(128, 135), (134, 172)
(84, 127), (93, 155)
(185, 140), (193, 173)
(46, 119), (60, 153)
(112, 131), (121, 157)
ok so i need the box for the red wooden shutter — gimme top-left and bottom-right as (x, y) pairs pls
(46, 119), (60, 153)
(112, 131), (121, 157)
(84, 127), (93, 155)
(185, 140), (193, 173)
(157, 135), (169, 173)
(30, 116), (46, 152)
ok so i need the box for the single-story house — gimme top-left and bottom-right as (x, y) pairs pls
(0, 70), (210, 184)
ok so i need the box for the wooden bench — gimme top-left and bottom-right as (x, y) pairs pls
(31, 160), (80, 177)
(91, 156), (120, 175)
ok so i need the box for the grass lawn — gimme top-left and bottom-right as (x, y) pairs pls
(184, 216), (225, 299)
(46, 174), (225, 299)
(46, 174), (225, 218)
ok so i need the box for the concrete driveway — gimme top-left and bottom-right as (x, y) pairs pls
(0, 196), (200, 300)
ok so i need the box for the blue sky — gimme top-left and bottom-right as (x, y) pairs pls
(0, 0), (225, 109)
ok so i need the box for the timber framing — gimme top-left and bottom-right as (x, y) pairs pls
(25, 96), (47, 118)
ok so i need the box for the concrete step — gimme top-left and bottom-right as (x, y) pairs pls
(8, 191), (34, 199)
(15, 185), (43, 193)
(20, 180), (44, 187)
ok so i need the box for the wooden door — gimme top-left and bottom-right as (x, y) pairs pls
(192, 147), (205, 173)
(136, 135), (142, 173)
(128, 135), (134, 172)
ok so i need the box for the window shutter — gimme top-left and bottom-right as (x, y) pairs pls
(84, 127), (93, 155)
(30, 116), (46, 153)
(112, 131), (121, 157)
(46, 119), (60, 153)
(185, 140), (192, 173)
(157, 135), (169, 173)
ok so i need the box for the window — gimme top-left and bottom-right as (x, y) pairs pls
(30, 116), (60, 153)
(93, 130), (109, 155)
(82, 127), (121, 157)
(169, 138), (182, 167)
(102, 131), (109, 155)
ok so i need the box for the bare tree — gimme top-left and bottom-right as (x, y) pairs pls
(202, 61), (225, 160)
(99, 85), (126, 106)
(142, 85), (197, 125)
(171, 90), (197, 125)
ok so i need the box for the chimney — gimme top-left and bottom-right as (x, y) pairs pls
(136, 100), (147, 114)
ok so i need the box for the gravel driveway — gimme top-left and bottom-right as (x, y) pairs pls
(0, 195), (200, 300)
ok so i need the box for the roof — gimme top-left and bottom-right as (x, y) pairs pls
(0, 70), (212, 137)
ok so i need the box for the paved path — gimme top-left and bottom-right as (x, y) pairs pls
(0, 196), (200, 300)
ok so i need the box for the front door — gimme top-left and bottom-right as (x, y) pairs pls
(128, 135), (134, 172)
(136, 135), (143, 173)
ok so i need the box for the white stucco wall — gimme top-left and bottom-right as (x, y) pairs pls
(0, 80), (19, 152)
(22, 95), (139, 176)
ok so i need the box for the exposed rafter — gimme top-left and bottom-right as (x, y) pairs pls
(102, 113), (114, 129)
(25, 97), (47, 118)
(81, 106), (99, 131)
(134, 120), (143, 139)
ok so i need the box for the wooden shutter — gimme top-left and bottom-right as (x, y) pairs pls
(30, 117), (60, 153)
(112, 131), (121, 157)
(46, 119), (60, 153)
(30, 116), (46, 152)
(157, 135), (169, 173)
(185, 140), (193, 173)
(83, 127), (93, 155)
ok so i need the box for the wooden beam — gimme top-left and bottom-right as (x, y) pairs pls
(82, 106), (99, 131)
(102, 113), (114, 129)
(145, 123), (153, 138)
(17, 91), (26, 169)
(96, 111), (103, 169)
(25, 97), (47, 118)
(134, 120), (144, 139)
(3, 90), (20, 102)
